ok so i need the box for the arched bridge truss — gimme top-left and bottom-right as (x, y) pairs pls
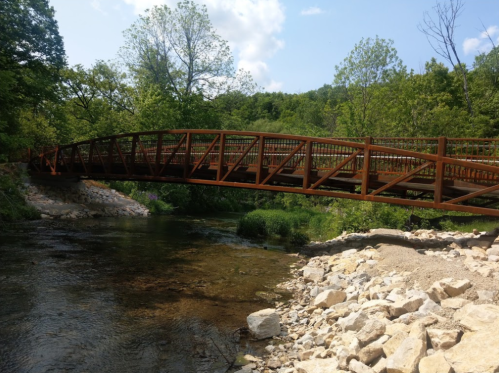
(27, 130), (499, 216)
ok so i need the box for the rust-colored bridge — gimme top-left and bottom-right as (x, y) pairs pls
(27, 130), (499, 216)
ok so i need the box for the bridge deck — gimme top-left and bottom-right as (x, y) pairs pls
(26, 130), (499, 216)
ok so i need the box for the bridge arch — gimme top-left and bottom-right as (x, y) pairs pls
(28, 130), (499, 216)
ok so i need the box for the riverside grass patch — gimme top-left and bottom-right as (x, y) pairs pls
(236, 209), (314, 239)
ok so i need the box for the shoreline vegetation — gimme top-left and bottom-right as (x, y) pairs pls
(3, 163), (498, 241)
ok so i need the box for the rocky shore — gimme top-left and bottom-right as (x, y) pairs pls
(25, 180), (149, 219)
(240, 229), (499, 373)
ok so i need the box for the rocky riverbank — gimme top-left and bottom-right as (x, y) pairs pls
(240, 229), (499, 373)
(25, 179), (149, 219)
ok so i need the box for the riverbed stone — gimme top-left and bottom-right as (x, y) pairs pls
(356, 319), (386, 346)
(444, 324), (499, 373)
(349, 359), (376, 373)
(247, 308), (280, 339)
(440, 297), (470, 309)
(338, 311), (369, 332)
(382, 331), (407, 357)
(453, 303), (499, 331)
(440, 278), (472, 297)
(313, 289), (346, 308)
(386, 336), (426, 373)
(427, 329), (460, 350)
(303, 267), (324, 283)
(418, 352), (452, 373)
(295, 357), (339, 373)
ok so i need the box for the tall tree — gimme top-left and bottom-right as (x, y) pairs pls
(121, 0), (254, 102)
(333, 36), (404, 136)
(0, 0), (65, 158)
(419, 0), (473, 116)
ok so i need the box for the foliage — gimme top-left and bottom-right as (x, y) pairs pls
(0, 172), (40, 224)
(121, 0), (255, 101)
(439, 219), (499, 233)
(237, 209), (315, 238)
(0, 0), (65, 160)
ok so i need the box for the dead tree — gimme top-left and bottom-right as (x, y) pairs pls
(419, 0), (474, 116)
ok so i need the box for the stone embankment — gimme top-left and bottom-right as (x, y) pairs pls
(241, 229), (499, 373)
(25, 180), (149, 219)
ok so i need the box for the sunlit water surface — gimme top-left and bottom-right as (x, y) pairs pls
(0, 215), (297, 373)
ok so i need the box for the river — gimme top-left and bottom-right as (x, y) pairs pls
(0, 214), (298, 373)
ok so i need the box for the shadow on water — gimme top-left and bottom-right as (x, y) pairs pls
(0, 214), (298, 373)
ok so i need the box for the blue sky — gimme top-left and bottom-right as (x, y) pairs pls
(49, 0), (499, 93)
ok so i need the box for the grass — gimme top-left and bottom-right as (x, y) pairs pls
(236, 209), (314, 240)
(440, 219), (499, 233)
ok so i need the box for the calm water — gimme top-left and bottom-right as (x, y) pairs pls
(0, 215), (297, 373)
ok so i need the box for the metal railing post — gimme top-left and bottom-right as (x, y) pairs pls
(435, 136), (447, 206)
(303, 140), (313, 189)
(361, 137), (372, 195)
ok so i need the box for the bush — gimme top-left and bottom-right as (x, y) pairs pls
(237, 209), (304, 238)
(0, 174), (40, 224)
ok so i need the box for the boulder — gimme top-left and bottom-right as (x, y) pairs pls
(440, 278), (472, 297)
(427, 329), (460, 350)
(444, 324), (499, 373)
(426, 282), (448, 302)
(486, 246), (499, 256)
(440, 297), (471, 309)
(389, 296), (425, 317)
(358, 342), (384, 365)
(418, 299), (442, 314)
(418, 352), (452, 373)
(453, 303), (499, 331)
(383, 331), (407, 357)
(338, 311), (369, 332)
(313, 289), (346, 308)
(386, 337), (426, 373)
(349, 358), (376, 373)
(356, 319), (386, 346)
(295, 357), (339, 373)
(303, 266), (324, 283)
(247, 308), (280, 339)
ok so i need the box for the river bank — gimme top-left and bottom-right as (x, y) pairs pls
(239, 229), (499, 373)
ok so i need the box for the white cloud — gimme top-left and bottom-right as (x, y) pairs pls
(91, 0), (108, 15)
(121, 0), (285, 91)
(463, 25), (499, 56)
(300, 6), (323, 16)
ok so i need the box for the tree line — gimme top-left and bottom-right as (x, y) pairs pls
(1, 0), (498, 213)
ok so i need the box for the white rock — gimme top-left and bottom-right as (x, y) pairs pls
(418, 351), (452, 373)
(383, 331), (408, 357)
(349, 358), (375, 373)
(418, 299), (442, 314)
(427, 329), (460, 350)
(445, 323), (499, 373)
(313, 289), (346, 308)
(356, 319), (386, 346)
(440, 278), (472, 297)
(453, 303), (499, 331)
(338, 311), (369, 332)
(386, 336), (426, 373)
(440, 298), (471, 309)
(303, 266), (324, 283)
(295, 357), (339, 373)
(247, 308), (281, 339)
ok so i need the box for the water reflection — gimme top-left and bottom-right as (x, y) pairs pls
(0, 215), (296, 373)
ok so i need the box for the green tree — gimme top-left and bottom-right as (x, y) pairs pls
(333, 36), (404, 136)
(121, 0), (254, 101)
(0, 0), (65, 159)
